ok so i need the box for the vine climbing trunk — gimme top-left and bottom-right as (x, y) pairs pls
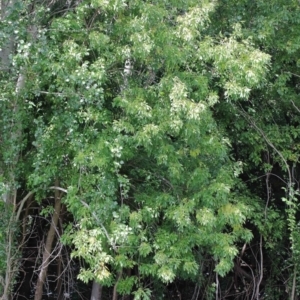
(34, 184), (61, 300)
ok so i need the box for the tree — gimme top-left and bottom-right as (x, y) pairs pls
(2, 0), (294, 299)
(211, 0), (300, 298)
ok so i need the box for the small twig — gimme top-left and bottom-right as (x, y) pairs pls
(245, 172), (287, 185)
(256, 235), (264, 300)
(49, 186), (68, 194)
(38, 91), (64, 96)
(236, 103), (292, 185)
(80, 200), (117, 252)
(16, 191), (34, 221)
(286, 71), (300, 78)
(291, 100), (300, 114)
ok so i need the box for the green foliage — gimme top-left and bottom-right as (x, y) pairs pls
(132, 287), (152, 300)
(30, 0), (268, 293)
(3, 0), (300, 298)
(70, 225), (113, 284)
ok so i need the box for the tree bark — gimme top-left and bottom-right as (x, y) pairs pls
(0, 0), (15, 71)
(1, 211), (16, 300)
(34, 185), (61, 300)
(90, 281), (102, 300)
(112, 270), (122, 300)
(0, 1), (20, 296)
(55, 203), (65, 299)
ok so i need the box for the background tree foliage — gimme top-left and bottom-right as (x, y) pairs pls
(0, 0), (299, 299)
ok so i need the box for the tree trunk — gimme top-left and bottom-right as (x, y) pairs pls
(0, 0), (19, 295)
(34, 185), (61, 300)
(56, 254), (63, 299)
(90, 281), (102, 300)
(1, 209), (16, 300)
(55, 204), (65, 299)
(0, 0), (15, 71)
(112, 270), (122, 300)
